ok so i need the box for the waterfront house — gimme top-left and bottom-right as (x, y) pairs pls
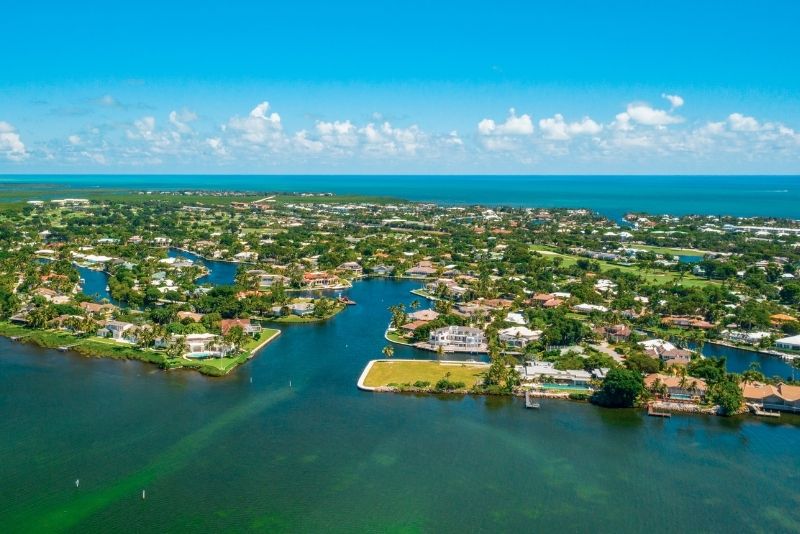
(256, 273), (290, 289)
(79, 302), (116, 317)
(97, 320), (136, 342)
(661, 316), (714, 330)
(181, 333), (231, 358)
(234, 251), (258, 262)
(404, 264), (438, 278)
(336, 262), (364, 277)
(371, 264), (395, 276)
(774, 335), (800, 351)
(220, 318), (262, 336)
(644, 373), (707, 399)
(518, 361), (592, 387)
(741, 382), (800, 413)
(427, 326), (487, 352)
(302, 271), (340, 289)
(289, 302), (315, 316)
(407, 309), (440, 322)
(400, 320), (429, 336)
(498, 326), (542, 348)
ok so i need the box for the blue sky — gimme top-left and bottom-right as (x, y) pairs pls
(1, 0), (799, 173)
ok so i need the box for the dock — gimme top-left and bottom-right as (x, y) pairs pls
(647, 405), (672, 418)
(747, 403), (781, 418)
(524, 391), (540, 409)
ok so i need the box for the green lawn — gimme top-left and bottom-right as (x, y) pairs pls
(363, 360), (487, 388)
(531, 246), (715, 287)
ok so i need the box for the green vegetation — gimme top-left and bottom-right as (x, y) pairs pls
(592, 368), (644, 408)
(363, 360), (486, 390)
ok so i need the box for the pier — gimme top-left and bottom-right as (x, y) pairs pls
(525, 391), (540, 409)
(647, 405), (672, 418)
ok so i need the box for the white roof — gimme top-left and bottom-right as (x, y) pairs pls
(499, 327), (542, 339)
(505, 312), (527, 325)
(775, 335), (800, 345)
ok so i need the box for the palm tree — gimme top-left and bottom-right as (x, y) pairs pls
(410, 299), (420, 311)
(382, 345), (395, 359)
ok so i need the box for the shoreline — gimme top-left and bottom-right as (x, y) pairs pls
(355, 358), (790, 421)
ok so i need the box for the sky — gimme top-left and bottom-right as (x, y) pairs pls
(1, 0), (800, 174)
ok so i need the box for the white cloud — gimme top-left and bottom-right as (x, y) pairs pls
(293, 130), (324, 153)
(68, 134), (81, 145)
(0, 121), (28, 161)
(315, 120), (358, 148)
(205, 137), (228, 156)
(359, 122), (426, 155)
(727, 113), (761, 132)
(169, 109), (198, 133)
(478, 108), (534, 136)
(538, 114), (602, 140)
(623, 102), (683, 127)
(228, 101), (283, 145)
(662, 93), (684, 109)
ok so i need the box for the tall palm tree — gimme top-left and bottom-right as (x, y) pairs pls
(382, 345), (394, 359)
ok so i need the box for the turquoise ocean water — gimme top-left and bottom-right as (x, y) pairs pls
(2, 174), (799, 220)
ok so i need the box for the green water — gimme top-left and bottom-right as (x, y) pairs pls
(1, 279), (799, 533)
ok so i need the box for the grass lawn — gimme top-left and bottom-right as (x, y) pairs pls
(385, 330), (411, 344)
(531, 247), (716, 288)
(266, 304), (345, 323)
(634, 244), (713, 256)
(363, 360), (487, 388)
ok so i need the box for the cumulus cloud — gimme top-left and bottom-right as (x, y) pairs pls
(618, 102), (683, 127)
(727, 113), (761, 132)
(662, 93), (684, 109)
(68, 134), (81, 145)
(0, 121), (28, 160)
(478, 108), (534, 136)
(538, 114), (602, 140)
(228, 101), (283, 145)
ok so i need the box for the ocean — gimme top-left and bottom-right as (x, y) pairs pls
(2, 174), (799, 220)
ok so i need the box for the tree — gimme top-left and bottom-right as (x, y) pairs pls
(592, 368), (644, 408)
(624, 352), (661, 374)
(709, 378), (743, 415)
(382, 345), (395, 359)
(223, 325), (246, 353)
(388, 304), (407, 328)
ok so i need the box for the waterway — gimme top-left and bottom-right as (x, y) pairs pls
(1, 278), (799, 533)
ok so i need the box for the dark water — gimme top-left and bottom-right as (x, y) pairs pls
(77, 266), (115, 304)
(702, 343), (796, 380)
(167, 247), (239, 286)
(4, 175), (800, 220)
(1, 278), (799, 533)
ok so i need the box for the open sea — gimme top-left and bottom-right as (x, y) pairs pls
(2, 174), (800, 220)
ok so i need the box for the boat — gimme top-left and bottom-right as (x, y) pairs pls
(338, 296), (357, 305)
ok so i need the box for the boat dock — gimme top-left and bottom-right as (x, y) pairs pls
(647, 405), (672, 418)
(747, 403), (781, 418)
(524, 391), (540, 409)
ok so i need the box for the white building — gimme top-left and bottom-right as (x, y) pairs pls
(498, 327), (542, 348)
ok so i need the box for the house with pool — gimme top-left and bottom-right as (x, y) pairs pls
(181, 333), (233, 358)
